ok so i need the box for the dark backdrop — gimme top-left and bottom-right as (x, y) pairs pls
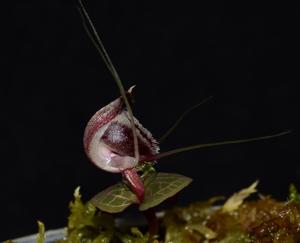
(3, 0), (297, 240)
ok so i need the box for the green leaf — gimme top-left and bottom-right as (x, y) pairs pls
(289, 184), (300, 203)
(219, 232), (251, 243)
(90, 183), (138, 213)
(139, 173), (192, 211)
(222, 181), (258, 212)
(36, 221), (45, 243)
(118, 227), (150, 243)
(68, 187), (99, 230)
(185, 224), (217, 240)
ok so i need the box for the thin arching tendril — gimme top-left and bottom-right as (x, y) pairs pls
(77, 0), (140, 162)
(153, 130), (292, 160)
(77, 8), (113, 75)
(159, 96), (213, 143)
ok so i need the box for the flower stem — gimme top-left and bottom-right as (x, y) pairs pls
(122, 169), (145, 203)
(143, 208), (159, 237)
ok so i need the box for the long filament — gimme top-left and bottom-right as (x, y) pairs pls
(159, 96), (213, 143)
(77, 0), (140, 162)
(147, 130), (291, 161)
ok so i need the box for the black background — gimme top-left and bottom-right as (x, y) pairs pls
(3, 0), (298, 240)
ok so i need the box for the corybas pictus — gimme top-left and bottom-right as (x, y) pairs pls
(78, 0), (290, 203)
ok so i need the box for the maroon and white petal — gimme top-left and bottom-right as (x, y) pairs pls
(83, 95), (160, 173)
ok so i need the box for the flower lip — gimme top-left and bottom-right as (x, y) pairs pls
(83, 97), (123, 154)
(83, 94), (160, 173)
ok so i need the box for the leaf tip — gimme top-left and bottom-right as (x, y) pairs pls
(74, 186), (81, 198)
(222, 180), (259, 212)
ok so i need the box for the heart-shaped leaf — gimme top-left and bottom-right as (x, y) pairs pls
(90, 183), (138, 213)
(139, 172), (192, 211)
